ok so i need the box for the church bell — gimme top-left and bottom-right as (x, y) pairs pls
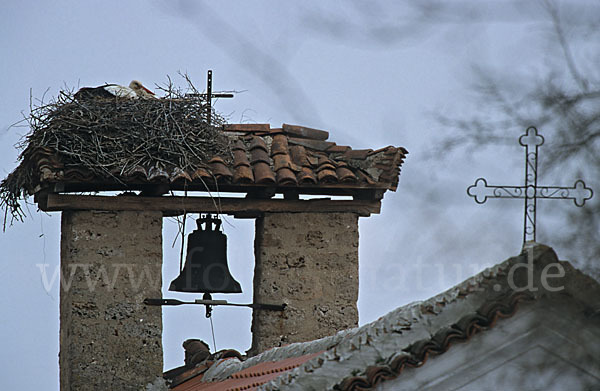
(169, 215), (242, 294)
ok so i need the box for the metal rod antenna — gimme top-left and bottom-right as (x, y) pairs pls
(207, 70), (212, 125)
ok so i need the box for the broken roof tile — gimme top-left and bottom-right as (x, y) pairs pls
(344, 149), (373, 160)
(368, 146), (394, 156)
(289, 145), (309, 167)
(288, 137), (335, 152)
(355, 169), (376, 185)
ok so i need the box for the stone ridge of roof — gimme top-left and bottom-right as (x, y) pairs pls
(251, 243), (600, 391)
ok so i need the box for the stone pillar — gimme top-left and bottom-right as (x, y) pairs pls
(249, 212), (359, 355)
(60, 211), (163, 391)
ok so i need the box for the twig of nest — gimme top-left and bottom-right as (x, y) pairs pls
(1, 76), (232, 227)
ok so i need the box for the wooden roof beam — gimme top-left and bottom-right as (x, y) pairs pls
(38, 193), (381, 218)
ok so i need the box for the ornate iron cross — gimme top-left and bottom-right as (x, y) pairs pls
(467, 126), (593, 244)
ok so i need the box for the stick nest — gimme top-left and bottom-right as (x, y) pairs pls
(1, 77), (232, 225)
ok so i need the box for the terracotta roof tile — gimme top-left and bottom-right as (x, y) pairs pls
(248, 136), (268, 151)
(249, 147), (270, 165)
(270, 134), (289, 156)
(272, 154), (294, 172)
(289, 145), (309, 167)
(276, 168), (298, 186)
(224, 124), (270, 133)
(209, 158), (233, 181)
(232, 149), (251, 168)
(231, 140), (246, 151)
(148, 166), (169, 182)
(232, 165), (254, 184)
(288, 137), (335, 152)
(170, 168), (192, 183)
(296, 167), (318, 185)
(191, 168), (211, 181)
(252, 162), (276, 185)
(24, 123), (408, 197)
(336, 166), (357, 183)
(326, 144), (351, 153)
(306, 155), (319, 166)
(368, 146), (393, 156)
(355, 169), (376, 185)
(63, 168), (94, 182)
(317, 168), (337, 183)
(282, 123), (329, 140)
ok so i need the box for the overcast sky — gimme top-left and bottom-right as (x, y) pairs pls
(0, 1), (594, 390)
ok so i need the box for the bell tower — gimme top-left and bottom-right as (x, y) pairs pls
(23, 121), (406, 388)
(3, 68), (408, 390)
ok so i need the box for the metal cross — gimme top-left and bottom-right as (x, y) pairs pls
(205, 70), (234, 125)
(467, 126), (593, 244)
(185, 70), (234, 124)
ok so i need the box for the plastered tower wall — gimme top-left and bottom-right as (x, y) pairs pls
(250, 212), (359, 356)
(59, 210), (163, 391)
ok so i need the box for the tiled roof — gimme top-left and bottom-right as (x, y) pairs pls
(174, 244), (600, 391)
(26, 123), (407, 197)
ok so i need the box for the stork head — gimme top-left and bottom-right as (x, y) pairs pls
(129, 80), (155, 98)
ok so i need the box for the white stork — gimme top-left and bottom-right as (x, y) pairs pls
(74, 80), (155, 100)
(129, 80), (156, 99)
